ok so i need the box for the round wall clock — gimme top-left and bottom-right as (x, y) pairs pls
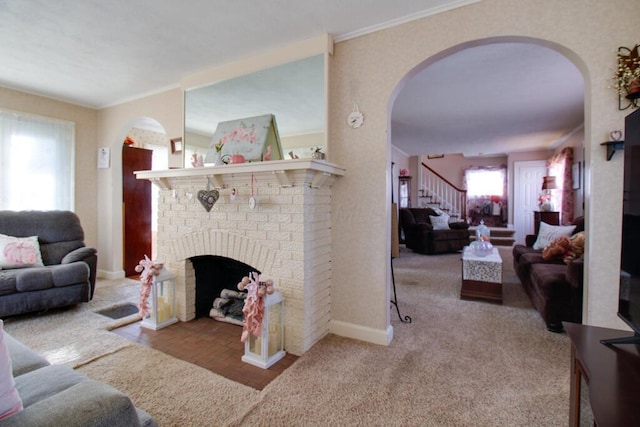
(249, 196), (257, 210)
(347, 111), (364, 129)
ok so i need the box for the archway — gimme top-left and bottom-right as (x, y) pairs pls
(387, 36), (588, 325)
(111, 117), (171, 278)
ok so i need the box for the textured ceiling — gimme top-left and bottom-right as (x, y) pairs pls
(0, 0), (584, 156)
(0, 0), (471, 108)
(392, 42), (584, 157)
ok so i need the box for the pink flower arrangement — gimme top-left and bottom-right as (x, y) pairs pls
(538, 193), (551, 205)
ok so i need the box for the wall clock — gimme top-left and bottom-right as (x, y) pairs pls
(347, 101), (364, 129)
(347, 111), (364, 128)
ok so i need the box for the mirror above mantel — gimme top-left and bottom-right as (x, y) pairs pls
(183, 37), (330, 168)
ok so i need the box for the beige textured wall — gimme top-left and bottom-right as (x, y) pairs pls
(330, 0), (638, 334)
(96, 88), (182, 277)
(0, 86), (98, 248)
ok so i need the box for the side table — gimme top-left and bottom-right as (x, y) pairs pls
(460, 246), (503, 303)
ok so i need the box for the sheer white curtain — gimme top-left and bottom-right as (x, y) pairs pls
(0, 109), (75, 210)
(464, 165), (508, 226)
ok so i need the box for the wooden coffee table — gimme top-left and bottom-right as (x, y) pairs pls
(460, 246), (503, 303)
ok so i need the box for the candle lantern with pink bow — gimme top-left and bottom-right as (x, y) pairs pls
(237, 272), (286, 369)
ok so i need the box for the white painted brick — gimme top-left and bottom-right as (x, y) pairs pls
(157, 172), (334, 357)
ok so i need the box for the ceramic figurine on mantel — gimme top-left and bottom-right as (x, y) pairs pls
(311, 146), (325, 160)
(191, 152), (204, 168)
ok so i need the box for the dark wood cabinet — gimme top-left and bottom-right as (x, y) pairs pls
(122, 146), (152, 277)
(534, 210), (559, 235)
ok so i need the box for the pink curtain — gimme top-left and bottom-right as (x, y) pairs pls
(547, 147), (573, 224)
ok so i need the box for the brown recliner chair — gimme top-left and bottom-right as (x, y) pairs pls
(399, 208), (470, 255)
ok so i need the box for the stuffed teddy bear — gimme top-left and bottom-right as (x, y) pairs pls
(542, 236), (572, 261)
(563, 231), (585, 264)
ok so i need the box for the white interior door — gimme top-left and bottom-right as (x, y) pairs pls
(514, 160), (547, 244)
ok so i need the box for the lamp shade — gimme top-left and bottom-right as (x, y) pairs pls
(542, 176), (557, 190)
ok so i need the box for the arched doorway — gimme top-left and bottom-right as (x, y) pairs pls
(387, 36), (586, 321)
(121, 118), (169, 276)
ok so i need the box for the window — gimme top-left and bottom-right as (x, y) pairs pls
(465, 168), (506, 196)
(0, 109), (75, 210)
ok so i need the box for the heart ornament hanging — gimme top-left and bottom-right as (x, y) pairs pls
(197, 189), (219, 212)
(197, 178), (219, 212)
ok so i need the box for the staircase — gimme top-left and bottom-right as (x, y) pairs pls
(420, 162), (515, 247)
(419, 162), (467, 221)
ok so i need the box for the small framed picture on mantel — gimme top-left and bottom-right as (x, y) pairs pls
(170, 137), (183, 154)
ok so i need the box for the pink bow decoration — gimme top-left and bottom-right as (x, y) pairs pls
(135, 255), (163, 318)
(237, 272), (275, 343)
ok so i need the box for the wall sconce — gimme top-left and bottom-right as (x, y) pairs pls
(615, 45), (640, 110)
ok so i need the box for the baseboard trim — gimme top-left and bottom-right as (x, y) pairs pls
(329, 320), (394, 346)
(97, 269), (126, 280)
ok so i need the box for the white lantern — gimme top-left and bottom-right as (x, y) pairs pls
(242, 290), (286, 369)
(141, 267), (178, 330)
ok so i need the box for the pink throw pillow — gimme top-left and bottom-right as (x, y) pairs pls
(0, 234), (44, 269)
(0, 321), (23, 420)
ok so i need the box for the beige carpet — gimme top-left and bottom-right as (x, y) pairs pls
(3, 248), (571, 426)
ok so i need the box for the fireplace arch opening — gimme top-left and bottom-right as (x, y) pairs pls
(190, 255), (260, 318)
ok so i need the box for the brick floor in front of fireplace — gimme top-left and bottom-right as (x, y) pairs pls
(112, 317), (298, 390)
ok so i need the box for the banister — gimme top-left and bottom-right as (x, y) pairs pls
(421, 162), (466, 193)
(420, 162), (467, 221)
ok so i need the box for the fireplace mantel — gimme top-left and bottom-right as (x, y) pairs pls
(135, 159), (345, 190)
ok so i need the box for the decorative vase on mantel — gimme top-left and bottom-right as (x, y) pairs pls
(211, 151), (225, 166)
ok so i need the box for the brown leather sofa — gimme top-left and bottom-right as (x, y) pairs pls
(512, 216), (584, 332)
(399, 208), (470, 255)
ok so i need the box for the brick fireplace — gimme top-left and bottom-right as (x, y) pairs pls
(136, 160), (344, 355)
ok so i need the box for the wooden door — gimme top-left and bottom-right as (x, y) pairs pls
(122, 146), (152, 277)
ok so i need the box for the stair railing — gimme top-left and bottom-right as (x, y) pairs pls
(420, 162), (467, 221)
